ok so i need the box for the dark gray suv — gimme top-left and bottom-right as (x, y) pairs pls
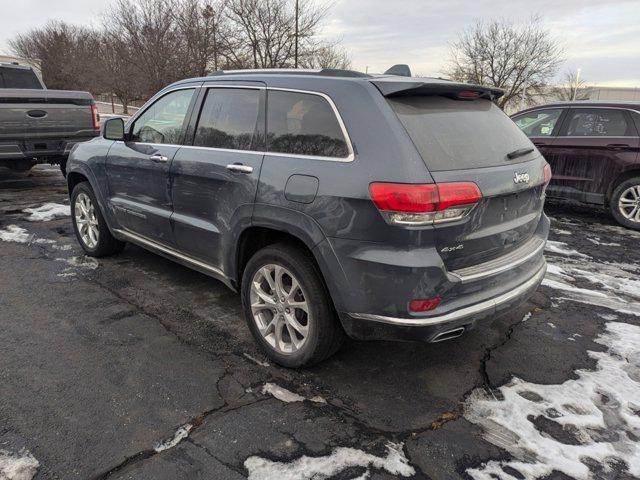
(66, 69), (550, 367)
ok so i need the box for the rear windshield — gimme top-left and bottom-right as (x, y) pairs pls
(388, 96), (533, 171)
(0, 67), (43, 89)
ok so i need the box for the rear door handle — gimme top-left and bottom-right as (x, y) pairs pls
(226, 163), (253, 174)
(149, 154), (169, 163)
(606, 143), (630, 151)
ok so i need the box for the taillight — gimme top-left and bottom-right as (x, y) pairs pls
(369, 182), (482, 226)
(457, 91), (481, 100)
(543, 164), (552, 186)
(91, 105), (100, 130)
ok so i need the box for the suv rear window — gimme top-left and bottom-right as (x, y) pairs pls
(267, 90), (349, 158)
(388, 96), (533, 171)
(0, 66), (43, 89)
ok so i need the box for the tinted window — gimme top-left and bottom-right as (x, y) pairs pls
(194, 88), (261, 150)
(267, 90), (348, 158)
(131, 89), (195, 144)
(513, 109), (563, 137)
(563, 109), (633, 137)
(388, 96), (534, 171)
(0, 67), (43, 89)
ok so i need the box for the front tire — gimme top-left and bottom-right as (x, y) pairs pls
(241, 243), (344, 368)
(610, 177), (640, 230)
(71, 182), (125, 257)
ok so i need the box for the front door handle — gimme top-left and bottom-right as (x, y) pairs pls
(149, 154), (169, 163)
(606, 143), (630, 151)
(226, 163), (253, 174)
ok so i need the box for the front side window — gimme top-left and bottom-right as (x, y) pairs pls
(193, 88), (261, 150)
(563, 109), (633, 137)
(267, 90), (349, 158)
(513, 109), (563, 137)
(131, 88), (195, 144)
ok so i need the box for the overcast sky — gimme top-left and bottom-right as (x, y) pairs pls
(1, 0), (638, 87)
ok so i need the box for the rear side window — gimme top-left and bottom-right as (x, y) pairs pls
(131, 88), (195, 144)
(562, 109), (634, 137)
(513, 109), (563, 137)
(194, 88), (261, 151)
(388, 96), (534, 171)
(267, 90), (349, 158)
(0, 67), (43, 89)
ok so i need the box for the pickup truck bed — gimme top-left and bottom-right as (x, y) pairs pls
(0, 64), (100, 175)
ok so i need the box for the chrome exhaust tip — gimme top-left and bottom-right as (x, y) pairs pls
(431, 327), (465, 343)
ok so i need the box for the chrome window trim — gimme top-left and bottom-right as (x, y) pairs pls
(266, 87), (355, 162)
(348, 262), (546, 327)
(131, 86), (357, 162)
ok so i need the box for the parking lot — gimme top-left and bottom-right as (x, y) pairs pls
(1, 165), (639, 479)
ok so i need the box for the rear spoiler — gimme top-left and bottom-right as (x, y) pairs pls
(371, 78), (504, 101)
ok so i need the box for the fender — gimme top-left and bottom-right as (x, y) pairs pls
(227, 203), (350, 312)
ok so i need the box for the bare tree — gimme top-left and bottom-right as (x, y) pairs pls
(300, 43), (352, 70)
(555, 69), (592, 101)
(225, 0), (326, 68)
(446, 17), (563, 109)
(9, 21), (102, 91)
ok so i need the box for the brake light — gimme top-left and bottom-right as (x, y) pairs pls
(369, 182), (482, 226)
(91, 104), (100, 130)
(457, 91), (481, 99)
(409, 297), (442, 312)
(543, 164), (552, 186)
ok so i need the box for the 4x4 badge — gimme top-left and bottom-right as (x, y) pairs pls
(514, 172), (530, 184)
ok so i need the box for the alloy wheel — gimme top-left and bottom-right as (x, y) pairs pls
(618, 185), (640, 223)
(74, 192), (100, 249)
(249, 264), (310, 354)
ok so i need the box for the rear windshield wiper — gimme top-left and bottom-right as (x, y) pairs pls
(507, 147), (534, 160)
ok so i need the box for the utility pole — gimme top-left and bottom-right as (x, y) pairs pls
(294, 0), (299, 68)
(572, 68), (581, 101)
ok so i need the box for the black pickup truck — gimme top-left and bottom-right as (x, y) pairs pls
(0, 63), (100, 175)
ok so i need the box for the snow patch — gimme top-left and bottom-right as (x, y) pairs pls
(0, 225), (31, 243)
(243, 353), (270, 367)
(552, 228), (572, 235)
(154, 423), (193, 453)
(586, 237), (620, 247)
(23, 203), (70, 222)
(545, 241), (590, 259)
(521, 312), (532, 322)
(465, 321), (640, 479)
(0, 449), (39, 480)
(56, 256), (99, 270)
(261, 383), (326, 404)
(244, 441), (414, 480)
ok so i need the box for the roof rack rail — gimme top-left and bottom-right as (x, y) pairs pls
(208, 68), (370, 78)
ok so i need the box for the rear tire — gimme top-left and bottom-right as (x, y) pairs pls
(609, 177), (640, 230)
(241, 243), (344, 368)
(71, 181), (125, 257)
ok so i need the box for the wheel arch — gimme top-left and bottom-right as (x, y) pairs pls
(606, 168), (640, 204)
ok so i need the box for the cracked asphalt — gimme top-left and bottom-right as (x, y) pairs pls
(1, 165), (639, 479)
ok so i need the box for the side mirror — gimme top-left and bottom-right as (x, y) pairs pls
(103, 117), (125, 141)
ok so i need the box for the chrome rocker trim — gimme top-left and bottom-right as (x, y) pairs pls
(113, 228), (232, 288)
(348, 261), (546, 327)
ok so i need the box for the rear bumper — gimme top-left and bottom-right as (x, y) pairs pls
(0, 133), (98, 163)
(341, 260), (545, 342)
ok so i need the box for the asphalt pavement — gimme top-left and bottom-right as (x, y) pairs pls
(1, 165), (638, 480)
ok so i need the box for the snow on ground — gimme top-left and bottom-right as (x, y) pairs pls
(243, 353), (270, 367)
(465, 321), (640, 480)
(23, 203), (70, 222)
(545, 241), (591, 259)
(154, 423), (193, 453)
(55, 256), (99, 270)
(244, 442), (414, 480)
(0, 449), (39, 480)
(261, 383), (326, 404)
(0, 226), (31, 243)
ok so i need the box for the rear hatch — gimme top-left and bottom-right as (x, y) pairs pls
(0, 89), (97, 141)
(374, 78), (547, 270)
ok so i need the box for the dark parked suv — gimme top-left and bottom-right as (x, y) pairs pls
(66, 69), (550, 367)
(512, 101), (640, 229)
